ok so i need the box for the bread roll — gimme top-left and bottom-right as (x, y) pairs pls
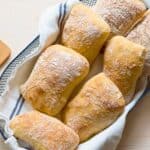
(103, 36), (145, 104)
(94, 0), (146, 36)
(61, 4), (110, 63)
(127, 10), (150, 75)
(21, 45), (89, 116)
(10, 111), (79, 150)
(63, 73), (125, 142)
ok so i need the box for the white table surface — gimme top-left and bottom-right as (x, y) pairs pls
(0, 1), (150, 150)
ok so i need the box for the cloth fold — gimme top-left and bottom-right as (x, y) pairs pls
(143, 0), (150, 8)
(0, 113), (26, 150)
(39, 0), (79, 50)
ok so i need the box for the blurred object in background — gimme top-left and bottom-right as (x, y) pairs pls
(0, 40), (11, 67)
(143, 0), (150, 8)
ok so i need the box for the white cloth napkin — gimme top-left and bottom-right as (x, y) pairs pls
(0, 0), (149, 150)
(39, 0), (79, 50)
(143, 0), (150, 8)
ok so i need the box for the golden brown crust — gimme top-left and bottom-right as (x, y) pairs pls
(21, 44), (89, 116)
(103, 36), (146, 104)
(61, 4), (110, 63)
(94, 0), (146, 36)
(127, 10), (150, 75)
(63, 73), (125, 142)
(10, 111), (79, 150)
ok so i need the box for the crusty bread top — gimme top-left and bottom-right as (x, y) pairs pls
(94, 0), (146, 36)
(10, 111), (79, 150)
(104, 36), (146, 103)
(63, 73), (125, 142)
(127, 10), (150, 68)
(61, 4), (110, 63)
(66, 72), (125, 112)
(21, 44), (89, 116)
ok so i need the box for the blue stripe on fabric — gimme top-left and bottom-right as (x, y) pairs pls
(138, 84), (150, 101)
(0, 35), (39, 81)
(60, 2), (67, 29)
(0, 129), (7, 140)
(58, 3), (62, 26)
(9, 95), (22, 119)
(143, 87), (150, 95)
(16, 97), (25, 116)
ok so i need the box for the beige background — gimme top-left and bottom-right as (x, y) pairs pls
(0, 0), (150, 150)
